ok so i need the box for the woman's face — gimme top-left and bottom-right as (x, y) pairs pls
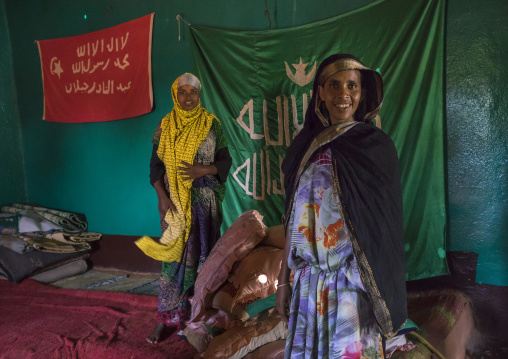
(177, 84), (200, 111)
(318, 69), (362, 124)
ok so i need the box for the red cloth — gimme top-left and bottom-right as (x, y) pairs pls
(36, 14), (154, 123)
(0, 279), (197, 358)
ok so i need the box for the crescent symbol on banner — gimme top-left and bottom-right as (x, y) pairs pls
(285, 58), (316, 87)
(50, 57), (64, 79)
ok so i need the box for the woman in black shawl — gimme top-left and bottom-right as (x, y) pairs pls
(276, 54), (407, 358)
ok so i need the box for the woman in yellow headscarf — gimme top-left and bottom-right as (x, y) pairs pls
(136, 73), (231, 344)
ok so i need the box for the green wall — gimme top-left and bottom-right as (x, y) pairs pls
(2, 0), (507, 286)
(0, 0), (26, 205)
(446, 0), (508, 286)
(2, 0), (374, 238)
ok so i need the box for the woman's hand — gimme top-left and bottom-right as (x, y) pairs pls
(158, 195), (177, 216)
(153, 178), (177, 216)
(178, 161), (217, 180)
(276, 284), (292, 323)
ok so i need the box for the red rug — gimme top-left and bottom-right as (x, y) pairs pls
(0, 279), (197, 358)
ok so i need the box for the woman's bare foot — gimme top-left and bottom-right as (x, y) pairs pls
(146, 322), (165, 344)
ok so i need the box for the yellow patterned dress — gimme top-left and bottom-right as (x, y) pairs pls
(150, 119), (230, 329)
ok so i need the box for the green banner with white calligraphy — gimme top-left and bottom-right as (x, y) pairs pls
(190, 0), (446, 280)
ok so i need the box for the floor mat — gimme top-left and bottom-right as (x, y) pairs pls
(49, 269), (159, 296)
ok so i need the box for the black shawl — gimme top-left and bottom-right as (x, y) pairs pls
(282, 54), (407, 337)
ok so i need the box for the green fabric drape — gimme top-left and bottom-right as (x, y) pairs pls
(189, 0), (447, 280)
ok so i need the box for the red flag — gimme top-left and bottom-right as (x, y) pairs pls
(37, 14), (154, 123)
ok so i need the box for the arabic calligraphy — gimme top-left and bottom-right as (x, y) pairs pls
(113, 54), (130, 70)
(47, 30), (135, 96)
(232, 57), (316, 200)
(37, 13), (154, 122)
(76, 33), (130, 57)
(64, 80), (132, 94)
(233, 92), (309, 200)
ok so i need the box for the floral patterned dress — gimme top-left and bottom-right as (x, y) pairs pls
(285, 148), (384, 359)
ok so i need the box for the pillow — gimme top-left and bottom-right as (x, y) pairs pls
(189, 210), (267, 323)
(229, 246), (283, 304)
(203, 308), (286, 359)
(406, 289), (471, 350)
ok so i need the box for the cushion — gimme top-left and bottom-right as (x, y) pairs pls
(203, 308), (286, 359)
(189, 210), (267, 323)
(228, 246), (283, 304)
(391, 289), (474, 359)
(404, 289), (474, 359)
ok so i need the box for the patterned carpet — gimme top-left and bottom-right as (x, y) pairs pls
(49, 269), (160, 296)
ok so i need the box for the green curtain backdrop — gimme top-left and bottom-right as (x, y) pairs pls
(189, 0), (446, 281)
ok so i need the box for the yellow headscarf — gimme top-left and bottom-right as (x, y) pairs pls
(136, 73), (216, 262)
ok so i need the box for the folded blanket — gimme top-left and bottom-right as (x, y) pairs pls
(0, 213), (19, 234)
(16, 210), (65, 233)
(0, 234), (34, 254)
(0, 231), (101, 254)
(2, 203), (87, 232)
(46, 231), (101, 243)
(23, 236), (91, 253)
(31, 258), (89, 283)
(0, 246), (90, 282)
